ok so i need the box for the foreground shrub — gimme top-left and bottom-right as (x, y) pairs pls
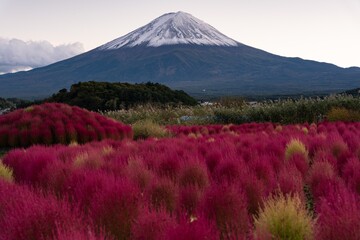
(90, 179), (140, 239)
(148, 178), (178, 213)
(163, 216), (218, 240)
(0, 103), (132, 147)
(0, 181), (87, 240)
(202, 184), (249, 239)
(254, 193), (314, 240)
(316, 187), (360, 240)
(178, 161), (209, 190)
(0, 160), (13, 182)
(307, 161), (341, 200)
(342, 158), (360, 195)
(132, 207), (174, 240)
(277, 165), (305, 200)
(55, 229), (105, 240)
(2, 148), (56, 184)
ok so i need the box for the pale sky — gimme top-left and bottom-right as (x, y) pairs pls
(1, 0), (359, 72)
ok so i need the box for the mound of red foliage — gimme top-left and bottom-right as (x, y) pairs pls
(0, 103), (132, 147)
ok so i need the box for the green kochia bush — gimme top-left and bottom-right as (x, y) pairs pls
(254, 193), (314, 240)
(0, 160), (13, 182)
(132, 119), (170, 140)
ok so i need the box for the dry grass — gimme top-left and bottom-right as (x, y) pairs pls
(132, 119), (171, 140)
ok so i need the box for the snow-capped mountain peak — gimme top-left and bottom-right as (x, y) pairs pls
(99, 11), (239, 49)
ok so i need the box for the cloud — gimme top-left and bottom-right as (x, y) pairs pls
(0, 38), (84, 74)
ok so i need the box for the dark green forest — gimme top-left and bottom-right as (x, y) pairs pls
(46, 81), (198, 111)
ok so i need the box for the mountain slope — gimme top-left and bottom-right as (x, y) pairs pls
(0, 11), (359, 99)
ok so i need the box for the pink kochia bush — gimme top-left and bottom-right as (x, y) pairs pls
(0, 180), (100, 240)
(315, 186), (360, 239)
(0, 103), (132, 147)
(1, 121), (360, 239)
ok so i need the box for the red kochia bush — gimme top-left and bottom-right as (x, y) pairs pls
(202, 184), (249, 239)
(132, 207), (174, 240)
(162, 216), (218, 240)
(342, 158), (360, 195)
(0, 103), (132, 147)
(90, 178), (140, 239)
(0, 181), (88, 240)
(2, 147), (57, 183)
(316, 187), (360, 240)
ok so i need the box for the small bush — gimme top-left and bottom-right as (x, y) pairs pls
(163, 216), (218, 240)
(149, 178), (178, 213)
(277, 165), (305, 199)
(90, 179), (140, 239)
(202, 184), (249, 239)
(0, 160), (13, 182)
(254, 193), (314, 240)
(0, 181), (85, 240)
(132, 119), (170, 139)
(307, 161), (340, 200)
(178, 186), (202, 216)
(179, 161), (209, 190)
(285, 139), (309, 162)
(132, 207), (174, 240)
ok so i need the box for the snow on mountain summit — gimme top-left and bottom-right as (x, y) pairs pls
(99, 11), (239, 49)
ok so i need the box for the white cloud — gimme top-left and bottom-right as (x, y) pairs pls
(0, 38), (84, 74)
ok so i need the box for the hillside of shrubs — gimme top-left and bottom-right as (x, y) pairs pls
(45, 81), (198, 111)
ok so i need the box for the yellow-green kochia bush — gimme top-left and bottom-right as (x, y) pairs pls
(0, 160), (13, 182)
(132, 119), (170, 139)
(254, 193), (314, 240)
(285, 139), (309, 162)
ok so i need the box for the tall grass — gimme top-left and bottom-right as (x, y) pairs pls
(105, 94), (360, 125)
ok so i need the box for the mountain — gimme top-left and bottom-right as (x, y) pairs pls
(0, 11), (360, 99)
(100, 11), (238, 48)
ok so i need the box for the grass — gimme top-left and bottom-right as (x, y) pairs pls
(132, 119), (171, 139)
(104, 94), (360, 125)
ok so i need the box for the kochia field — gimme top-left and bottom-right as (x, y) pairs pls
(1, 120), (360, 239)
